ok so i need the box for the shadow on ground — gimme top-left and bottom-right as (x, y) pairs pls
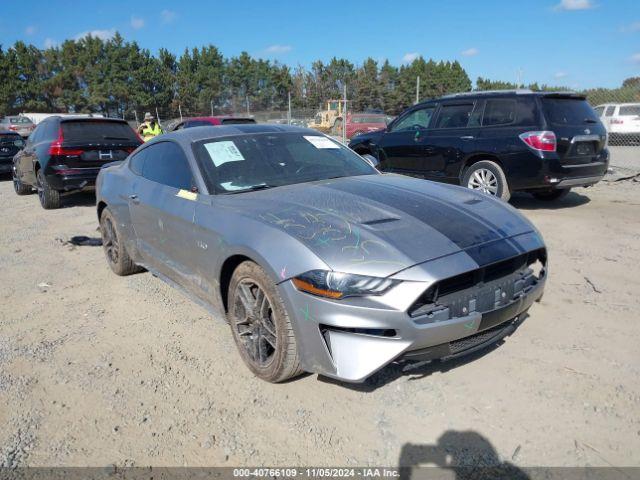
(510, 191), (590, 210)
(398, 430), (529, 479)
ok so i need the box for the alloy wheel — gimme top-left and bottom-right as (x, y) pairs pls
(467, 168), (499, 196)
(232, 280), (277, 367)
(102, 217), (119, 265)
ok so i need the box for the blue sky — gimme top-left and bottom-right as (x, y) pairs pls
(1, 0), (638, 89)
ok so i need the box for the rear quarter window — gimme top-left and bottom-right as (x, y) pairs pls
(541, 98), (599, 126)
(619, 105), (640, 116)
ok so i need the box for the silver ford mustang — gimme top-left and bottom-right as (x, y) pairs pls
(96, 125), (547, 383)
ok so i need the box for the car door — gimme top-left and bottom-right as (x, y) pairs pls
(427, 100), (482, 183)
(128, 141), (200, 290)
(376, 104), (437, 176)
(17, 122), (44, 185)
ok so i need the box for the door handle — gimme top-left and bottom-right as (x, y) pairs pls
(460, 136), (474, 140)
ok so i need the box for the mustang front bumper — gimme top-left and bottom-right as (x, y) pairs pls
(277, 236), (546, 383)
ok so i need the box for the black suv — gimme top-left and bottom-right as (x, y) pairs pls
(349, 90), (609, 201)
(0, 131), (25, 174)
(13, 116), (142, 209)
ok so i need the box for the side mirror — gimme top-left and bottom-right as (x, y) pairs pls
(362, 154), (380, 169)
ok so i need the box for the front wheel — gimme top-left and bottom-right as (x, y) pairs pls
(13, 166), (32, 195)
(228, 261), (303, 383)
(531, 188), (571, 201)
(462, 160), (511, 201)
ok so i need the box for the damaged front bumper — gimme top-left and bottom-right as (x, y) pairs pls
(278, 236), (547, 383)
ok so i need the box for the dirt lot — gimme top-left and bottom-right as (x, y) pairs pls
(0, 176), (639, 469)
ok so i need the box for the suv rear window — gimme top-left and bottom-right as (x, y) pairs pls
(483, 99), (516, 126)
(220, 118), (256, 125)
(542, 98), (599, 126)
(61, 121), (139, 143)
(435, 104), (475, 129)
(619, 105), (640, 116)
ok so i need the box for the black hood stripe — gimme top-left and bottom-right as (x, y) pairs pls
(325, 180), (521, 266)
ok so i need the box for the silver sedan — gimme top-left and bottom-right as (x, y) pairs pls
(96, 125), (547, 383)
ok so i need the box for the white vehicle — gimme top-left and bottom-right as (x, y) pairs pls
(594, 103), (640, 145)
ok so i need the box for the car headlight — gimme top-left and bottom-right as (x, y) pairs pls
(292, 270), (399, 299)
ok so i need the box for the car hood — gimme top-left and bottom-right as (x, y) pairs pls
(225, 174), (540, 277)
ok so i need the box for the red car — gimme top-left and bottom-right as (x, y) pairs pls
(345, 113), (388, 139)
(172, 116), (256, 130)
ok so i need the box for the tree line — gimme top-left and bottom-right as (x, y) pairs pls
(1, 32), (637, 119)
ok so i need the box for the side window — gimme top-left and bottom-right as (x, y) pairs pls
(391, 107), (435, 132)
(483, 99), (517, 126)
(129, 148), (147, 175)
(142, 142), (194, 190)
(604, 106), (616, 117)
(435, 103), (475, 129)
(593, 106), (605, 117)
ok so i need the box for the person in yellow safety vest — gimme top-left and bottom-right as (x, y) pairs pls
(137, 112), (163, 142)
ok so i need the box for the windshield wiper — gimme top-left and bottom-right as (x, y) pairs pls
(223, 184), (278, 194)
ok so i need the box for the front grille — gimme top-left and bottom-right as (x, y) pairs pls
(448, 321), (511, 354)
(409, 248), (546, 321)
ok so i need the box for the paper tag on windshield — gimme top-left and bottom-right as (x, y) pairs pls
(204, 140), (245, 167)
(303, 135), (340, 149)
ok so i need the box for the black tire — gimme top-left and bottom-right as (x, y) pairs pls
(228, 261), (303, 383)
(462, 160), (511, 201)
(12, 166), (32, 195)
(531, 188), (571, 201)
(99, 208), (142, 276)
(36, 169), (61, 209)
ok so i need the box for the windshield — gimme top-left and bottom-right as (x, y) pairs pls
(194, 132), (376, 194)
(541, 97), (599, 126)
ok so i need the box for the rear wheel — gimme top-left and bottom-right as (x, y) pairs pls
(228, 261), (303, 383)
(36, 169), (61, 209)
(99, 208), (141, 276)
(531, 188), (571, 201)
(12, 166), (32, 195)
(462, 160), (511, 201)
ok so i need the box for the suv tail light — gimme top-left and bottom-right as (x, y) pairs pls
(48, 127), (84, 156)
(519, 131), (556, 152)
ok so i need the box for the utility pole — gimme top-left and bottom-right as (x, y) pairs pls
(287, 91), (292, 125)
(178, 104), (183, 122)
(516, 68), (523, 89)
(155, 107), (161, 126)
(416, 76), (420, 104)
(210, 100), (214, 117)
(342, 84), (347, 144)
(246, 95), (250, 116)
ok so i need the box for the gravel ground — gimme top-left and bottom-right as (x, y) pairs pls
(0, 175), (639, 469)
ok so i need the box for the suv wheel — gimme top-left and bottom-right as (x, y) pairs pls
(228, 261), (303, 383)
(36, 169), (61, 209)
(12, 166), (32, 195)
(532, 188), (571, 201)
(463, 160), (511, 201)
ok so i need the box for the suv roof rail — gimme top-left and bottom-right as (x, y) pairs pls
(440, 89), (534, 99)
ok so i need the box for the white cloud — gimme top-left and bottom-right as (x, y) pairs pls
(621, 21), (640, 32)
(131, 16), (145, 29)
(265, 44), (292, 54)
(554, 71), (568, 78)
(25, 25), (36, 35)
(461, 47), (479, 57)
(554, 0), (594, 11)
(44, 38), (57, 49)
(74, 29), (116, 41)
(402, 52), (419, 63)
(630, 53), (640, 64)
(160, 9), (177, 23)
